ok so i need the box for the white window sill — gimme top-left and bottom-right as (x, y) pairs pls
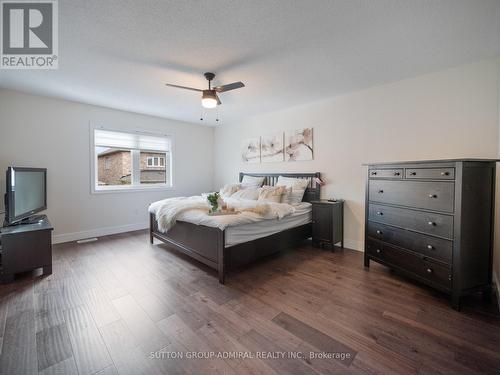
(92, 185), (174, 194)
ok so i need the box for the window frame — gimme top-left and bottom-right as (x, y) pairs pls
(90, 124), (174, 194)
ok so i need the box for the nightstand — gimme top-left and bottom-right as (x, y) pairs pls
(311, 200), (344, 249)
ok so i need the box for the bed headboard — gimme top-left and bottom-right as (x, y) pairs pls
(239, 172), (321, 203)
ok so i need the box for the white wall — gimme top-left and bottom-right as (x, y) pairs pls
(0, 89), (214, 243)
(214, 58), (500, 251)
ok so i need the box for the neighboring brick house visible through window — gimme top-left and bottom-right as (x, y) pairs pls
(93, 128), (172, 191)
(97, 149), (132, 185)
(97, 149), (169, 186)
(140, 152), (169, 184)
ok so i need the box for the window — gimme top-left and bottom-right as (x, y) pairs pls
(93, 128), (172, 191)
(146, 156), (165, 168)
(104, 157), (111, 170)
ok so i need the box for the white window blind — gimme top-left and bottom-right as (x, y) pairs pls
(94, 129), (171, 152)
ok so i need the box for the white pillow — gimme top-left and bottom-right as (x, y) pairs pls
(258, 185), (286, 203)
(276, 176), (309, 189)
(219, 183), (241, 197)
(281, 189), (307, 205)
(277, 176), (309, 204)
(231, 187), (260, 200)
(241, 175), (265, 188)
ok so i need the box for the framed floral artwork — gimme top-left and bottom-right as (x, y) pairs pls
(285, 128), (313, 161)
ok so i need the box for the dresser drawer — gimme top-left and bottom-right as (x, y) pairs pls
(369, 180), (454, 213)
(369, 168), (403, 179)
(368, 204), (453, 239)
(405, 167), (455, 180)
(366, 239), (451, 290)
(367, 221), (452, 264)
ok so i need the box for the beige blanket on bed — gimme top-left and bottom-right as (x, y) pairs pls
(148, 196), (295, 233)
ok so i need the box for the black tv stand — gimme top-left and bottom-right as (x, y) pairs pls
(0, 215), (53, 283)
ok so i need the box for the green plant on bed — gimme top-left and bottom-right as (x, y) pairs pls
(207, 192), (220, 213)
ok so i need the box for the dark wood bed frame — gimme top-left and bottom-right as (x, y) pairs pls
(150, 172), (321, 284)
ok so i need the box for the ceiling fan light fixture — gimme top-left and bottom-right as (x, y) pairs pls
(166, 73), (244, 113)
(201, 90), (217, 109)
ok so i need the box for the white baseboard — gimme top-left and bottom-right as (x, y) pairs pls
(53, 224), (366, 252)
(343, 238), (364, 252)
(493, 271), (500, 312)
(52, 222), (149, 244)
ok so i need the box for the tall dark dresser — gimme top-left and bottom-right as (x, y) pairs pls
(364, 159), (497, 310)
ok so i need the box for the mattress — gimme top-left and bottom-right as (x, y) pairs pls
(224, 202), (312, 247)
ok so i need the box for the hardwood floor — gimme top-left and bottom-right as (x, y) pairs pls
(0, 229), (499, 374)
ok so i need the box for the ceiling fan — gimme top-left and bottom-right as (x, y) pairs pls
(166, 72), (245, 109)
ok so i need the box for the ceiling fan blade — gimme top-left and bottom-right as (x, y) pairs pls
(216, 93), (222, 105)
(165, 84), (203, 92)
(214, 81), (245, 93)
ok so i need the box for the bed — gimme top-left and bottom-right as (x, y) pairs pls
(149, 172), (321, 284)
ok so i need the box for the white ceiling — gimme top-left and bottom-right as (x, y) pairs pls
(1, 0), (500, 125)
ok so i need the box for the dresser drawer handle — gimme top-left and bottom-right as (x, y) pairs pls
(428, 194), (437, 198)
(376, 211), (383, 216)
(376, 230), (383, 235)
(428, 221), (436, 226)
(441, 171), (450, 176)
(427, 244), (434, 250)
(410, 172), (416, 176)
(371, 171), (377, 176)
(394, 172), (400, 176)
(378, 190), (384, 194)
(376, 249), (381, 254)
(426, 268), (433, 274)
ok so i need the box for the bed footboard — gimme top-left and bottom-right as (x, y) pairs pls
(150, 214), (312, 285)
(150, 213), (226, 283)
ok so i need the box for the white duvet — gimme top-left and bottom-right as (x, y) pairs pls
(148, 196), (296, 233)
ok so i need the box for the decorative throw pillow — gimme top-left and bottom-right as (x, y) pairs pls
(277, 176), (309, 204)
(258, 185), (286, 203)
(231, 187), (261, 200)
(219, 183), (241, 197)
(280, 186), (293, 204)
(241, 175), (265, 188)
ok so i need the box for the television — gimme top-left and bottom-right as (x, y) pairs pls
(4, 167), (47, 225)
